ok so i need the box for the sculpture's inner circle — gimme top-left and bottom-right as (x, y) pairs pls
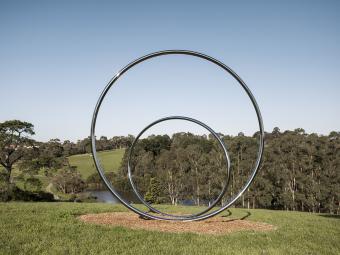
(127, 116), (230, 219)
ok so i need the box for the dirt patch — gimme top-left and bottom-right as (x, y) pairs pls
(78, 212), (276, 235)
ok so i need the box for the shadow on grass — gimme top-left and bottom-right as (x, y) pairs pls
(221, 209), (232, 218)
(138, 209), (237, 221)
(133, 209), (253, 222)
(221, 210), (251, 222)
(319, 214), (340, 219)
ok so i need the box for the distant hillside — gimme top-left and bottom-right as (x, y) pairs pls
(68, 148), (125, 180)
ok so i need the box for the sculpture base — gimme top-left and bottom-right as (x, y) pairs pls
(78, 212), (275, 235)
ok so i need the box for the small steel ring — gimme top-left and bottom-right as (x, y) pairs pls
(127, 115), (231, 219)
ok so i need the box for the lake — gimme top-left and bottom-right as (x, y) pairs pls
(90, 190), (118, 204)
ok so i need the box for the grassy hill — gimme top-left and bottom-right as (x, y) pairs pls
(68, 148), (125, 180)
(0, 202), (339, 254)
(0, 149), (125, 193)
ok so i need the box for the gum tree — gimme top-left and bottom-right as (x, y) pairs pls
(0, 120), (35, 184)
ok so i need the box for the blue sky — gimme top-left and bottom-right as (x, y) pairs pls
(0, 0), (339, 141)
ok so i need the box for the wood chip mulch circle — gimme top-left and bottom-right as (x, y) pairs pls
(78, 212), (276, 235)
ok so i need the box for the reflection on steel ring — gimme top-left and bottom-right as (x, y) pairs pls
(127, 116), (231, 219)
(90, 49), (264, 221)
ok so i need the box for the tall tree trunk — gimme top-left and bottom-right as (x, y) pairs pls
(292, 177), (295, 211)
(167, 170), (176, 205)
(195, 167), (200, 206)
(330, 196), (334, 214)
(5, 166), (12, 184)
(208, 179), (211, 206)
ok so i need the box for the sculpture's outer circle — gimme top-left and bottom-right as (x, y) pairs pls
(127, 115), (231, 219)
(91, 50), (265, 221)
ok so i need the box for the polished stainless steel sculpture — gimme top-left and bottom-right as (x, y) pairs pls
(91, 50), (264, 221)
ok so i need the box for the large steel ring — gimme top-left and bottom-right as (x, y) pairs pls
(91, 50), (264, 221)
(127, 115), (231, 219)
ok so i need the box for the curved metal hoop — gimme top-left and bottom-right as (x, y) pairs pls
(91, 49), (265, 221)
(127, 115), (231, 219)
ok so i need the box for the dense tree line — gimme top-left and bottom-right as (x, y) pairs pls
(1, 121), (86, 200)
(0, 119), (134, 201)
(1, 120), (339, 214)
(113, 128), (340, 214)
(62, 135), (134, 156)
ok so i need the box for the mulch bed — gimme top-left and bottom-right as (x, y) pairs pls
(78, 212), (276, 235)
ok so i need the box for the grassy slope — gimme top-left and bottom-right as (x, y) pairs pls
(68, 149), (125, 180)
(0, 202), (339, 255)
(1, 149), (124, 195)
(8, 149), (125, 181)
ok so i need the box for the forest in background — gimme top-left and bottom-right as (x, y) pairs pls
(112, 128), (340, 214)
(0, 120), (339, 214)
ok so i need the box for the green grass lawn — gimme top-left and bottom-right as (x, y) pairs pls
(0, 202), (339, 255)
(68, 149), (125, 180)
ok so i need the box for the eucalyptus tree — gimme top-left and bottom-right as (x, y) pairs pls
(0, 120), (35, 184)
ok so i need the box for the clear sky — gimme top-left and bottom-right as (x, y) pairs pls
(0, 0), (339, 141)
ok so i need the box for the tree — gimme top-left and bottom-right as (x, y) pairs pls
(51, 166), (86, 194)
(144, 177), (163, 204)
(109, 129), (340, 213)
(24, 177), (42, 192)
(0, 120), (35, 184)
(18, 138), (67, 182)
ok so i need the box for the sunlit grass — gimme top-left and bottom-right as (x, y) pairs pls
(68, 149), (125, 179)
(0, 202), (339, 254)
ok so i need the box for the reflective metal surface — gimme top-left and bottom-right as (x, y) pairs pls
(127, 115), (230, 219)
(91, 50), (264, 221)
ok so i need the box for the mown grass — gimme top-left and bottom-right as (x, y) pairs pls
(0, 202), (339, 255)
(68, 149), (125, 180)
